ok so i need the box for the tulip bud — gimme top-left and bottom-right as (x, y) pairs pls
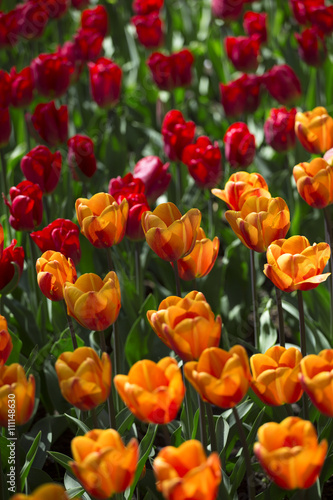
(0, 315), (13, 364)
(225, 36), (260, 72)
(182, 136), (222, 189)
(0, 363), (35, 426)
(4, 181), (43, 231)
(10, 66), (34, 108)
(133, 156), (171, 202)
(67, 135), (97, 180)
(73, 28), (104, 62)
(212, 171), (269, 211)
(293, 158), (333, 208)
(295, 106), (333, 154)
(30, 101), (68, 147)
(0, 10), (20, 49)
(147, 49), (194, 90)
(21, 146), (62, 194)
(17, 1), (49, 40)
(31, 53), (73, 98)
(243, 11), (267, 44)
(264, 107), (297, 152)
(220, 74), (262, 117)
(133, 0), (164, 14)
(212, 0), (244, 21)
(36, 250), (77, 301)
(311, 4), (333, 34)
(162, 110), (195, 161)
(300, 349), (333, 416)
(295, 27), (327, 67)
(131, 13), (164, 48)
(224, 122), (255, 168)
(88, 58), (122, 108)
(263, 64), (301, 104)
(81, 5), (108, 37)
(31, 218), (81, 264)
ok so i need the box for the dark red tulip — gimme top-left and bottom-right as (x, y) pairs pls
(67, 135), (97, 180)
(31, 218), (81, 264)
(243, 11), (267, 44)
(31, 53), (73, 98)
(41, 0), (70, 19)
(0, 10), (20, 48)
(133, 156), (171, 202)
(30, 101), (68, 146)
(133, 0), (164, 15)
(264, 107), (297, 153)
(212, 0), (245, 21)
(182, 136), (222, 189)
(4, 181), (43, 231)
(21, 146), (62, 194)
(225, 36), (260, 72)
(10, 67), (34, 108)
(0, 108), (11, 147)
(71, 0), (90, 8)
(289, 0), (324, 25)
(224, 122), (255, 168)
(109, 172), (145, 198)
(81, 5), (108, 37)
(88, 57), (122, 108)
(220, 74), (262, 117)
(58, 42), (84, 83)
(0, 70), (11, 109)
(131, 13), (163, 48)
(73, 28), (104, 62)
(263, 65), (301, 105)
(0, 240), (25, 294)
(147, 49), (194, 90)
(17, 1), (49, 40)
(295, 27), (327, 67)
(162, 110), (196, 162)
(310, 5), (333, 34)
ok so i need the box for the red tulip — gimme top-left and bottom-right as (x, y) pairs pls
(41, 0), (70, 19)
(264, 107), (297, 153)
(212, 0), (245, 21)
(10, 67), (34, 108)
(67, 135), (97, 180)
(182, 136), (222, 189)
(310, 5), (333, 34)
(109, 172), (145, 199)
(289, 0), (324, 25)
(147, 49), (194, 90)
(225, 36), (260, 72)
(81, 5), (108, 37)
(0, 108), (11, 148)
(71, 0), (91, 8)
(133, 0), (164, 15)
(31, 101), (68, 146)
(31, 53), (73, 98)
(133, 156), (171, 202)
(88, 57), (122, 108)
(220, 74), (262, 117)
(0, 240), (24, 294)
(58, 42), (83, 83)
(21, 146), (62, 194)
(0, 70), (11, 109)
(17, 1), (49, 40)
(4, 181), (43, 231)
(224, 122), (255, 168)
(295, 27), (327, 67)
(131, 13), (163, 48)
(0, 10), (20, 49)
(263, 65), (301, 105)
(73, 28), (104, 62)
(31, 219), (81, 264)
(162, 110), (195, 161)
(243, 11), (267, 44)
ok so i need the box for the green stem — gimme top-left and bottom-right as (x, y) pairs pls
(205, 403), (217, 453)
(23, 108), (31, 151)
(106, 247), (115, 272)
(198, 394), (207, 451)
(275, 286), (285, 347)
(182, 367), (193, 440)
(323, 207), (333, 344)
(232, 406), (255, 500)
(173, 262), (182, 297)
(175, 162), (182, 208)
(250, 249), (259, 349)
(0, 149), (13, 241)
(91, 408), (98, 429)
(63, 301), (78, 350)
(160, 424), (171, 446)
(208, 191), (214, 239)
(297, 290), (306, 357)
(0, 295), (3, 316)
(99, 331), (117, 430)
(135, 242), (143, 304)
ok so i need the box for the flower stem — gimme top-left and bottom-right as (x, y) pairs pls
(182, 366), (193, 440)
(135, 241), (143, 304)
(323, 207), (333, 344)
(297, 290), (306, 357)
(250, 249), (259, 349)
(99, 331), (117, 430)
(160, 424), (171, 446)
(275, 286), (285, 347)
(232, 406), (255, 500)
(63, 301), (78, 350)
(208, 191), (214, 239)
(106, 247), (115, 272)
(198, 394), (207, 451)
(175, 161), (183, 209)
(205, 403), (217, 453)
(173, 261), (182, 297)
(0, 149), (13, 241)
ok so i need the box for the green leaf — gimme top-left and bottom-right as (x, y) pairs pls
(51, 328), (84, 358)
(47, 451), (73, 473)
(259, 299), (277, 353)
(117, 407), (135, 435)
(65, 414), (91, 435)
(20, 431), (41, 490)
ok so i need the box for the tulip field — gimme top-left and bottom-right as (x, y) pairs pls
(2, 0), (333, 499)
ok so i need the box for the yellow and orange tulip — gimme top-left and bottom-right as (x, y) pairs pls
(75, 192), (128, 248)
(36, 250), (77, 301)
(0, 315), (12, 364)
(293, 158), (333, 209)
(55, 347), (111, 411)
(254, 417), (327, 490)
(153, 440), (222, 500)
(184, 345), (251, 408)
(250, 346), (303, 406)
(63, 271), (121, 331)
(11, 484), (69, 500)
(299, 349), (333, 417)
(0, 363), (35, 426)
(141, 202), (201, 261)
(225, 195), (290, 253)
(114, 357), (185, 424)
(295, 106), (333, 154)
(147, 291), (222, 362)
(264, 235), (331, 292)
(70, 428), (139, 499)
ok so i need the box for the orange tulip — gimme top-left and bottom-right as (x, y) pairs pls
(299, 349), (333, 417)
(153, 440), (222, 500)
(254, 417), (327, 490)
(55, 347), (111, 411)
(250, 346), (303, 406)
(11, 484), (69, 500)
(184, 345), (251, 408)
(293, 158), (333, 209)
(295, 106), (333, 154)
(114, 357), (185, 424)
(36, 250), (77, 301)
(176, 228), (220, 281)
(141, 202), (201, 261)
(75, 192), (128, 248)
(212, 171), (269, 211)
(225, 195), (290, 253)
(264, 235), (331, 292)
(0, 315), (12, 364)
(63, 271), (121, 331)
(0, 363), (35, 426)
(70, 428), (139, 500)
(147, 291), (222, 362)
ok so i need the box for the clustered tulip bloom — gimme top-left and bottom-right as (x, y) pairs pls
(147, 49), (194, 90)
(299, 349), (333, 416)
(141, 202), (201, 261)
(182, 136), (222, 189)
(250, 346), (303, 406)
(153, 440), (222, 500)
(31, 218), (81, 264)
(264, 107), (297, 153)
(4, 180), (43, 231)
(225, 36), (260, 72)
(0, 363), (35, 426)
(70, 429), (139, 499)
(224, 122), (256, 168)
(220, 74), (262, 117)
(264, 235), (331, 292)
(30, 101), (68, 146)
(20, 146), (62, 194)
(0, 315), (12, 364)
(63, 271), (121, 331)
(254, 417), (327, 490)
(293, 157), (333, 208)
(162, 110), (195, 161)
(11, 484), (70, 500)
(114, 357), (185, 424)
(185, 345), (251, 408)
(88, 57), (122, 108)
(147, 291), (221, 361)
(0, 240), (25, 294)
(55, 347), (111, 410)
(243, 11), (267, 44)
(295, 106), (333, 154)
(67, 134), (97, 180)
(263, 64), (301, 105)
(36, 250), (77, 301)
(212, 171), (269, 211)
(133, 155), (171, 202)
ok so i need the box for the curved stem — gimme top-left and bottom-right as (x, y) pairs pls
(297, 290), (306, 357)
(275, 286), (285, 347)
(232, 406), (255, 500)
(173, 262), (182, 297)
(250, 249), (259, 349)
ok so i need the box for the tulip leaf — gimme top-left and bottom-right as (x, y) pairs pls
(64, 473), (89, 499)
(47, 451), (73, 473)
(190, 408), (200, 440)
(51, 328), (85, 357)
(20, 431), (41, 490)
(259, 299), (277, 353)
(65, 414), (91, 435)
(65, 487), (86, 500)
(6, 328), (22, 365)
(117, 407), (135, 435)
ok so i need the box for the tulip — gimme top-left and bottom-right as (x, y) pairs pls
(0, 363), (35, 426)
(0, 107), (11, 147)
(70, 429), (139, 499)
(293, 158), (333, 209)
(55, 347), (111, 410)
(243, 11), (267, 44)
(4, 180), (43, 231)
(72, 0), (90, 8)
(21, 146), (62, 194)
(67, 135), (97, 180)
(133, 156), (171, 202)
(295, 106), (333, 154)
(75, 192), (128, 248)
(11, 483), (70, 500)
(299, 349), (333, 416)
(212, 0), (244, 21)
(153, 440), (222, 500)
(10, 66), (34, 108)
(109, 172), (145, 199)
(88, 57), (122, 108)
(133, 0), (164, 14)
(147, 291), (221, 361)
(30, 101), (68, 147)
(147, 49), (194, 90)
(263, 65), (301, 104)
(63, 271), (121, 331)
(0, 10), (19, 48)
(0, 315), (12, 364)
(162, 110), (195, 161)
(31, 53), (73, 98)
(182, 136), (222, 189)
(264, 107), (297, 153)
(225, 195), (290, 253)
(289, 0), (324, 25)
(0, 224), (3, 259)
(0, 70), (12, 109)
(254, 417), (327, 490)
(31, 219), (81, 264)
(141, 202), (201, 261)
(311, 5), (333, 34)
(17, 1), (49, 40)
(132, 13), (163, 48)
(114, 357), (185, 423)
(295, 27), (327, 67)
(220, 74), (262, 117)
(36, 250), (77, 301)
(81, 5), (108, 37)
(0, 240), (25, 294)
(73, 28), (104, 62)
(184, 345), (251, 408)
(224, 122), (255, 168)
(225, 36), (260, 72)
(212, 171), (269, 211)
(264, 235), (331, 292)
(58, 41), (84, 82)
(42, 0), (70, 19)
(250, 346), (303, 406)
